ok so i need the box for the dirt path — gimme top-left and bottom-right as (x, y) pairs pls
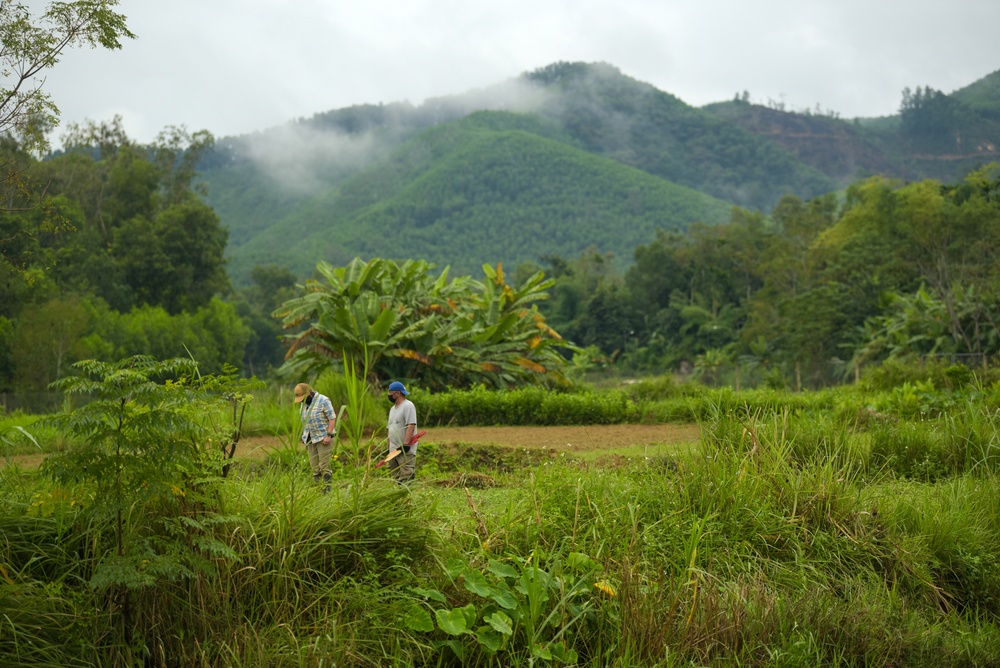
(421, 423), (699, 449)
(238, 423), (699, 458)
(3, 423), (701, 470)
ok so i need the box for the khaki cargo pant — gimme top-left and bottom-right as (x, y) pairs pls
(306, 439), (333, 480)
(388, 450), (416, 483)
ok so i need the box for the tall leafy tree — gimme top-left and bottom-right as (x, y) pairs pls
(10, 295), (90, 390)
(1, 1), (133, 154)
(28, 119), (230, 313)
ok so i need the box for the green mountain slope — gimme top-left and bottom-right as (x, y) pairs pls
(201, 62), (1000, 286)
(522, 62), (838, 210)
(226, 112), (733, 282)
(201, 62), (838, 267)
(952, 68), (1000, 118)
(702, 100), (895, 181)
(704, 68), (1000, 185)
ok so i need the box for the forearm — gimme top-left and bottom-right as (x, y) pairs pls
(404, 425), (415, 444)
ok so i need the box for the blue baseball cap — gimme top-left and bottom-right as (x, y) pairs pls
(388, 381), (409, 395)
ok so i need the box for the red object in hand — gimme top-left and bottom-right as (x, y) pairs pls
(374, 430), (427, 468)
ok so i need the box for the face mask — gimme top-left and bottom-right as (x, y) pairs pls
(387, 393), (395, 402)
(305, 393), (314, 406)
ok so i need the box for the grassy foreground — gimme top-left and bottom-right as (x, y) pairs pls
(3, 381), (1000, 666)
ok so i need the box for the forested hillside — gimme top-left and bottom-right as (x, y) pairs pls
(199, 62), (838, 284)
(702, 100), (895, 181)
(226, 111), (733, 282)
(201, 62), (1000, 288)
(952, 68), (1000, 118)
(705, 75), (1000, 185)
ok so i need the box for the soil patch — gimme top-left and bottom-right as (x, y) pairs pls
(235, 423), (698, 461)
(425, 423), (699, 450)
(2, 423), (700, 470)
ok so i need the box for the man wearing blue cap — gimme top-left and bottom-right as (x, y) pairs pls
(386, 381), (418, 483)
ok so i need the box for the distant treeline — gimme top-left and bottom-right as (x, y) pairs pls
(534, 165), (1000, 388)
(2, 110), (999, 393)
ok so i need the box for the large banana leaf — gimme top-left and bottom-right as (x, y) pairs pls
(277, 258), (575, 389)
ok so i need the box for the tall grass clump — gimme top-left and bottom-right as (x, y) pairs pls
(862, 358), (1000, 393)
(420, 383), (848, 427)
(434, 407), (922, 665)
(13, 358), (1000, 666)
(942, 400), (1000, 475)
(869, 419), (950, 480)
(636, 385), (847, 423)
(241, 366), (384, 438)
(867, 404), (1000, 481)
(872, 476), (1000, 614)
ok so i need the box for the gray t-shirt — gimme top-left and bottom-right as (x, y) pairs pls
(387, 399), (418, 453)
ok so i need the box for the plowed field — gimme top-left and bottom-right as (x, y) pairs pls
(3, 424), (700, 469)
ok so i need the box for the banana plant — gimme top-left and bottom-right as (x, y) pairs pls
(275, 257), (575, 389)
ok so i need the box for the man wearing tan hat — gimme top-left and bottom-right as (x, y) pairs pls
(294, 383), (337, 491)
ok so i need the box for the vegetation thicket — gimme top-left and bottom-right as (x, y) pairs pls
(0, 117), (248, 395)
(5, 361), (1000, 666)
(7, 8), (1000, 665)
(5, 159), (1000, 396)
(544, 164), (1000, 390)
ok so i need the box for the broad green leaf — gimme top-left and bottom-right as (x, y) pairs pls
(403, 604), (434, 632)
(532, 643), (553, 660)
(459, 603), (477, 629)
(550, 642), (579, 663)
(487, 559), (519, 580)
(435, 607), (470, 635)
(409, 587), (447, 603)
(476, 627), (502, 653)
(463, 569), (494, 598)
(368, 302), (398, 342)
(488, 583), (519, 610)
(567, 552), (598, 571)
(434, 639), (465, 661)
(485, 610), (513, 636)
(444, 558), (467, 580)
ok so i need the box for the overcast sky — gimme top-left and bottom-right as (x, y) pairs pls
(33, 0), (1000, 146)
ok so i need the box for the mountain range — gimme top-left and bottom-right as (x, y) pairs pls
(196, 62), (1000, 285)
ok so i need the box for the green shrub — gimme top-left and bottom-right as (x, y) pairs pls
(942, 404), (1000, 475)
(420, 386), (640, 426)
(863, 357), (996, 393)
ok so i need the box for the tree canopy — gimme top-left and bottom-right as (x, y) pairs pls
(541, 164), (1000, 388)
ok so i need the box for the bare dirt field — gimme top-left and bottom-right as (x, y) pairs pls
(3, 424), (701, 470)
(238, 423), (700, 459)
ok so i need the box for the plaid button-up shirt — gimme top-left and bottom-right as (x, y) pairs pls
(300, 393), (335, 443)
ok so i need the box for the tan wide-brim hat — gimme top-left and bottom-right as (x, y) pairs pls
(293, 383), (312, 403)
